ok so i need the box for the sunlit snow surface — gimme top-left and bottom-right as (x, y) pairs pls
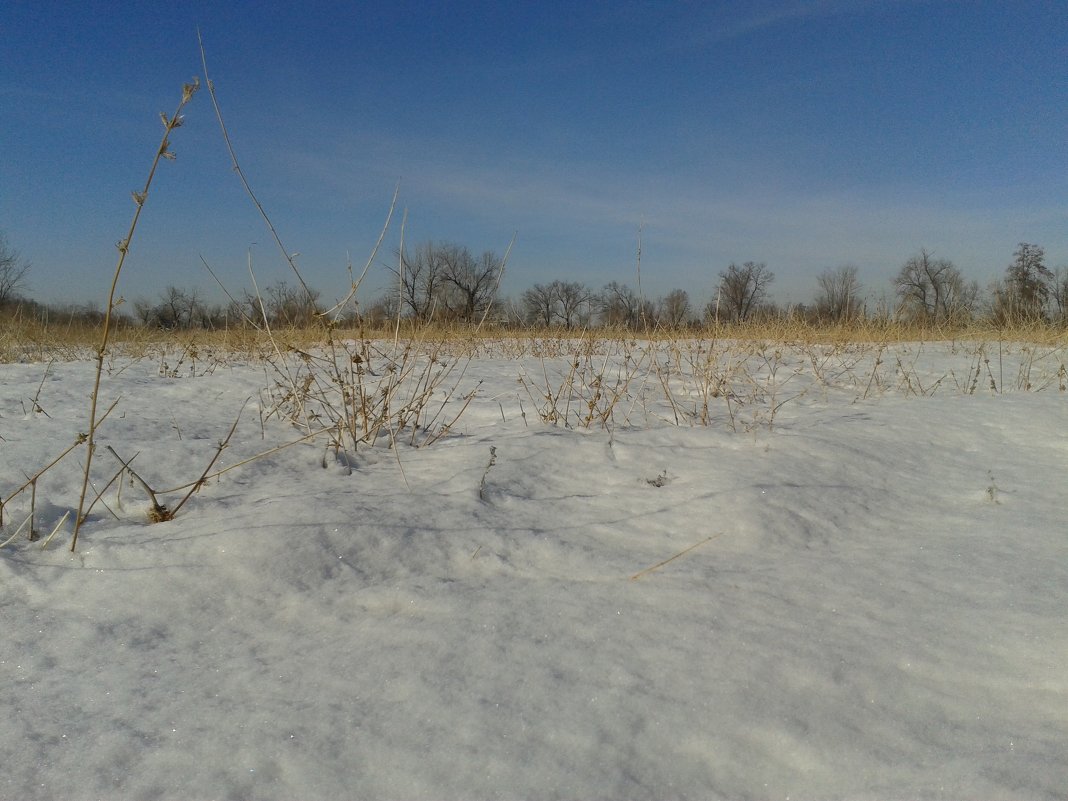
(1, 340), (1065, 800)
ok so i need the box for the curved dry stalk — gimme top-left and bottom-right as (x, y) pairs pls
(472, 233), (515, 332)
(198, 29), (315, 306)
(82, 462), (133, 523)
(2, 398), (120, 529)
(322, 183), (400, 321)
(157, 425), (336, 495)
(39, 511), (71, 550)
(168, 399), (248, 517)
(199, 253), (262, 329)
(105, 446), (169, 522)
(629, 534), (720, 581)
(3, 435), (87, 510)
(72, 79), (199, 551)
(99, 401), (248, 524)
(393, 209), (408, 351)
(0, 514), (33, 549)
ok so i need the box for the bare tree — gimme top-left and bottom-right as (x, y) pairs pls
(894, 250), (973, 323)
(162, 286), (186, 329)
(224, 298), (254, 328)
(556, 281), (592, 328)
(133, 297), (156, 326)
(815, 265), (862, 322)
(237, 281), (321, 328)
(946, 278), (980, 324)
(264, 281), (321, 326)
(520, 280), (592, 328)
(1051, 267), (1068, 324)
(392, 242), (502, 324)
(440, 245), (501, 323)
(1003, 242), (1053, 320)
(163, 286), (198, 329)
(365, 291), (400, 327)
(521, 282), (558, 327)
(715, 262), (774, 322)
(599, 281), (643, 328)
(658, 288), (691, 328)
(395, 241), (447, 322)
(133, 286), (212, 329)
(0, 231), (31, 306)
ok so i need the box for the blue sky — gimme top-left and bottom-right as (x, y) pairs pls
(2, 0), (1066, 309)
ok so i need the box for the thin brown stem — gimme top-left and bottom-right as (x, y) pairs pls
(72, 80), (198, 550)
(198, 29), (314, 305)
(169, 399), (249, 517)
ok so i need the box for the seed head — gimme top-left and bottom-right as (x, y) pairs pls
(182, 77), (200, 103)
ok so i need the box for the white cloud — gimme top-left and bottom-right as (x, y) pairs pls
(272, 132), (1068, 303)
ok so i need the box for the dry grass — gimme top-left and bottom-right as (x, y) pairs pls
(3, 320), (1065, 553)
(4, 317), (1066, 366)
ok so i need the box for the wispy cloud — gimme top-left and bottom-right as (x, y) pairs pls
(621, 0), (917, 59)
(280, 133), (1067, 301)
(694, 0), (893, 40)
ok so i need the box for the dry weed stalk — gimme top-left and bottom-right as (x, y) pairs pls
(102, 401), (245, 523)
(198, 30), (494, 465)
(630, 534), (721, 581)
(508, 331), (1065, 438)
(71, 78), (199, 551)
(517, 335), (653, 430)
(260, 332), (487, 459)
(1, 399), (120, 547)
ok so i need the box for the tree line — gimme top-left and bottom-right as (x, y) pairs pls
(3, 233), (1068, 329)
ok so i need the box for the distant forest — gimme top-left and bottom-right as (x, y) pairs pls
(3, 234), (1067, 330)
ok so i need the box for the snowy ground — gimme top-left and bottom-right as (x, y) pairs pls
(1, 338), (1066, 800)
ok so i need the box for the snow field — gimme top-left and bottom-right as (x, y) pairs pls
(1, 339), (1066, 799)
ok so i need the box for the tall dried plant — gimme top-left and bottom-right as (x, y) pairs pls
(71, 78), (200, 551)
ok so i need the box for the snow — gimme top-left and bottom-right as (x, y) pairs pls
(1, 338), (1066, 800)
